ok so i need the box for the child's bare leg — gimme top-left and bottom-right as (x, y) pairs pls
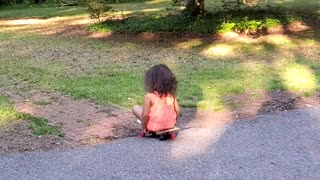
(132, 105), (143, 121)
(132, 105), (147, 132)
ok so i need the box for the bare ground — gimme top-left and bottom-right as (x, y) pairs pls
(2, 80), (320, 154)
(0, 81), (140, 154)
(1, 16), (320, 154)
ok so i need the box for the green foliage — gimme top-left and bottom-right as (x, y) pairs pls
(264, 18), (281, 28)
(172, 0), (184, 6)
(88, 14), (196, 33)
(88, 7), (302, 34)
(234, 17), (262, 32)
(87, 0), (111, 21)
(218, 22), (235, 33)
(221, 0), (241, 11)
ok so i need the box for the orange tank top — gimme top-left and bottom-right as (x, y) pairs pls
(147, 93), (177, 132)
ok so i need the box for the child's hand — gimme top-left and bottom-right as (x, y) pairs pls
(141, 124), (147, 133)
(141, 128), (147, 134)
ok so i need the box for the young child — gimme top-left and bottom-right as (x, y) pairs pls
(132, 64), (180, 134)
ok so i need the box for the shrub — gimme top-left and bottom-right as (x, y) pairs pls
(234, 17), (262, 33)
(87, 0), (111, 21)
(87, 7), (304, 34)
(263, 18), (281, 28)
(219, 22), (236, 33)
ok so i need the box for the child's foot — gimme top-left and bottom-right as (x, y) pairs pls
(139, 132), (145, 137)
(170, 133), (176, 139)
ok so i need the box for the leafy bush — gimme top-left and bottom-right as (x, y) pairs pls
(87, 0), (111, 21)
(218, 23), (236, 33)
(263, 18), (281, 28)
(234, 17), (262, 33)
(87, 7), (304, 34)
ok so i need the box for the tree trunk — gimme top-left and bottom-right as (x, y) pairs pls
(185, 0), (205, 16)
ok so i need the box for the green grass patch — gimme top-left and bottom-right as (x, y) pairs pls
(0, 6), (86, 18)
(23, 114), (64, 137)
(59, 73), (144, 107)
(108, 0), (177, 16)
(176, 61), (286, 110)
(0, 96), (21, 127)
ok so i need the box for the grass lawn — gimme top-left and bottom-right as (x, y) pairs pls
(0, 96), (21, 127)
(0, 0), (176, 19)
(0, 6), (86, 18)
(0, 0), (320, 111)
(0, 31), (319, 110)
(109, 0), (179, 16)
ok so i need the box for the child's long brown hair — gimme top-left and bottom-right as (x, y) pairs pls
(144, 64), (178, 97)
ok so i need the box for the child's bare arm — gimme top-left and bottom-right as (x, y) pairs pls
(174, 98), (180, 120)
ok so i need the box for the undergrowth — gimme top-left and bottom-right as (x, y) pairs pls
(88, 7), (302, 34)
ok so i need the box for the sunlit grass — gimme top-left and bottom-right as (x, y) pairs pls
(176, 39), (203, 49)
(108, 0), (177, 16)
(281, 63), (318, 94)
(0, 96), (21, 127)
(263, 35), (294, 46)
(0, 6), (86, 18)
(201, 44), (235, 58)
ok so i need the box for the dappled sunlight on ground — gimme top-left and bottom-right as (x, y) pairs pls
(170, 125), (229, 160)
(0, 15), (92, 36)
(108, 0), (175, 16)
(142, 8), (163, 13)
(8, 19), (46, 25)
(176, 39), (203, 49)
(1, 15), (90, 26)
(280, 63), (317, 93)
(109, 10), (134, 16)
(107, 7), (172, 16)
(198, 86), (224, 111)
(146, 0), (169, 4)
(260, 34), (293, 46)
(88, 32), (113, 39)
(201, 44), (235, 58)
(1, 0), (320, 155)
(171, 109), (234, 160)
